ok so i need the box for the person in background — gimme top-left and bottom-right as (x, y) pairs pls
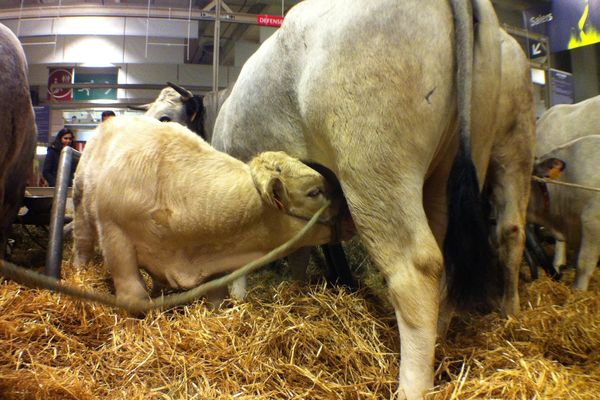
(101, 110), (116, 122)
(42, 128), (77, 187)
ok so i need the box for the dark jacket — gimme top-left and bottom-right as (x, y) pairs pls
(42, 129), (78, 187)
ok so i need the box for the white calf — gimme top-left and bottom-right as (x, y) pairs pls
(73, 115), (341, 304)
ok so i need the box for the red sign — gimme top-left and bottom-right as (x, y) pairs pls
(47, 67), (73, 101)
(257, 14), (284, 27)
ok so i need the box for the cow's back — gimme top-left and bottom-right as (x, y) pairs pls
(214, 0), (500, 175)
(0, 24), (36, 258)
(536, 95), (600, 156)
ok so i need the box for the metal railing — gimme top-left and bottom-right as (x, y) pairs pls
(45, 146), (81, 279)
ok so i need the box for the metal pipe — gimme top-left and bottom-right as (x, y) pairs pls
(0, 5), (262, 24)
(212, 0), (221, 105)
(45, 146), (81, 279)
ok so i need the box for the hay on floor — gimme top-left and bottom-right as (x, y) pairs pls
(0, 259), (599, 399)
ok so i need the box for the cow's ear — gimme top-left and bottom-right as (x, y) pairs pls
(534, 157), (566, 179)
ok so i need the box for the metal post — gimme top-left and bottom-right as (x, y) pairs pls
(45, 146), (81, 279)
(212, 0), (222, 117)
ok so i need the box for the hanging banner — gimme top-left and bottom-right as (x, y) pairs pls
(257, 15), (284, 27)
(47, 67), (73, 101)
(524, 0), (600, 52)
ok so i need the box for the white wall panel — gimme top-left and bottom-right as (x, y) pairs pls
(124, 64), (178, 84)
(3, 17), (197, 38)
(125, 18), (198, 39)
(124, 36), (185, 64)
(63, 36), (125, 64)
(21, 36), (65, 64)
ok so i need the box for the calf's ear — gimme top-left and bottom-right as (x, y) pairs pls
(255, 176), (289, 211)
(534, 157), (566, 179)
(250, 161), (290, 211)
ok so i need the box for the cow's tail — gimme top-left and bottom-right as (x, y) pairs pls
(443, 0), (495, 310)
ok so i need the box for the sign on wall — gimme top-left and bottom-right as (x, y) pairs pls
(73, 71), (118, 101)
(524, 0), (600, 53)
(47, 67), (73, 101)
(33, 106), (50, 143)
(550, 69), (574, 105)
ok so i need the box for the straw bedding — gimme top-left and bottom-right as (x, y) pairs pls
(1, 237), (599, 399)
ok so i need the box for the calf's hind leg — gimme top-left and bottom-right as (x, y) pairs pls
(73, 203), (97, 267)
(99, 221), (148, 303)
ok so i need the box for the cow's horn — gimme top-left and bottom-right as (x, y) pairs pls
(167, 81), (193, 101)
(128, 103), (152, 111)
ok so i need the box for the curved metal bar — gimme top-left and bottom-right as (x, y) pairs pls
(45, 146), (81, 279)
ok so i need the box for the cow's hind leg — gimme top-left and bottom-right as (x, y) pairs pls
(344, 181), (442, 400)
(487, 135), (533, 315)
(99, 222), (147, 303)
(572, 211), (600, 290)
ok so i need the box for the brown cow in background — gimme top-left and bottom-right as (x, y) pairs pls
(0, 23), (37, 259)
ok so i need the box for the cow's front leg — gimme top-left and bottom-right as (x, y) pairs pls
(553, 238), (567, 272)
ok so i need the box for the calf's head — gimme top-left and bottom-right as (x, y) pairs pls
(249, 151), (340, 223)
(527, 156), (566, 219)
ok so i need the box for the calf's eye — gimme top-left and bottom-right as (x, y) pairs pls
(159, 116), (171, 122)
(307, 188), (322, 197)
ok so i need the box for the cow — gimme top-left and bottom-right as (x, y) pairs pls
(72, 115), (347, 305)
(528, 135), (600, 291)
(532, 95), (600, 274)
(0, 23), (37, 259)
(536, 95), (600, 156)
(132, 82), (208, 139)
(210, 1), (535, 398)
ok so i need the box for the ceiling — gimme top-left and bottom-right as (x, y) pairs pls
(0, 0), (549, 66)
(0, 0), (300, 65)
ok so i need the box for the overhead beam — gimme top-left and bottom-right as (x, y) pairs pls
(0, 5), (261, 24)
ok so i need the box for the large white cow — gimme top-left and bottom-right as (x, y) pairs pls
(0, 24), (37, 259)
(528, 135), (600, 291)
(536, 95), (600, 156)
(72, 115), (346, 304)
(211, 1), (535, 398)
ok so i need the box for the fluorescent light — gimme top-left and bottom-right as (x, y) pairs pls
(79, 62), (116, 68)
(531, 68), (546, 85)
